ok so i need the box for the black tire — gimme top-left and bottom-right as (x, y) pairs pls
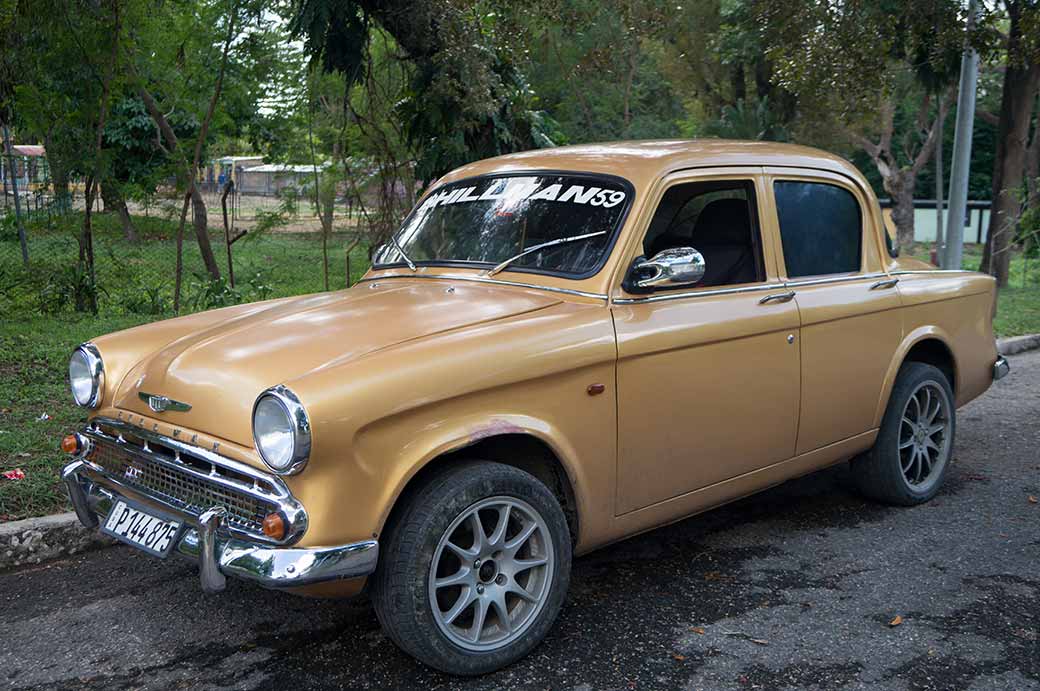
(371, 461), (572, 675)
(852, 362), (956, 506)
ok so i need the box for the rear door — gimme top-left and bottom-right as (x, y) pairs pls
(764, 168), (902, 454)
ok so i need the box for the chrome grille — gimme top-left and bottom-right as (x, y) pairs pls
(87, 438), (276, 534)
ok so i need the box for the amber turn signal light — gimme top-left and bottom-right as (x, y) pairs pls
(261, 512), (287, 540)
(61, 434), (80, 454)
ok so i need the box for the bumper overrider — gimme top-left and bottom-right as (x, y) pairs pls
(993, 356), (1010, 381)
(62, 417), (378, 593)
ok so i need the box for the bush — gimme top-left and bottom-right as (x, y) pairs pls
(119, 281), (171, 315)
(0, 211), (17, 242)
(38, 265), (104, 314)
(186, 269), (273, 311)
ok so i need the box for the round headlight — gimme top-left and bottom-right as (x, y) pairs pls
(252, 386), (310, 474)
(69, 344), (104, 408)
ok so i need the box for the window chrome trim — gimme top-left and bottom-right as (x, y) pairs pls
(613, 272), (895, 304)
(782, 272), (887, 288)
(357, 273), (608, 301)
(613, 282), (785, 304)
(889, 269), (974, 276)
(78, 416), (308, 545)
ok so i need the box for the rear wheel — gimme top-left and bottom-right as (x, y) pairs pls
(372, 461), (571, 675)
(852, 362), (955, 505)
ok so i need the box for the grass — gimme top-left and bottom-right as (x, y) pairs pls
(1, 211), (371, 521)
(0, 315), (153, 520)
(910, 243), (1040, 337)
(1, 220), (1038, 521)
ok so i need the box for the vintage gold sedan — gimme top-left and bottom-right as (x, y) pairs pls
(61, 141), (1008, 675)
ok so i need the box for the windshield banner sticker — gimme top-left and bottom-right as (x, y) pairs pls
(420, 180), (627, 213)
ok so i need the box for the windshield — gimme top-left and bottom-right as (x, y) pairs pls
(373, 174), (633, 277)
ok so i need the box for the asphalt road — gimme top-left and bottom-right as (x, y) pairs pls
(3, 352), (1038, 691)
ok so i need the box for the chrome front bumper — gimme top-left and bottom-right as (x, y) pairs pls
(63, 459), (378, 593)
(993, 356), (1010, 381)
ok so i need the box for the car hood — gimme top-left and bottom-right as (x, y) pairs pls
(110, 280), (561, 446)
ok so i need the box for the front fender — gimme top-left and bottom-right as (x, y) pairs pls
(362, 411), (596, 547)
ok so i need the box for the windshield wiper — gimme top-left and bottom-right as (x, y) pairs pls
(487, 231), (607, 277)
(388, 231), (417, 272)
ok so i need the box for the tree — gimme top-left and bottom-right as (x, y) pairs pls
(101, 97), (198, 241)
(525, 0), (684, 142)
(979, 0), (1040, 286)
(291, 0), (559, 185)
(759, 0), (964, 249)
(127, 0), (248, 287)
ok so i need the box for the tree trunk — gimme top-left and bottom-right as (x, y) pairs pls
(131, 1), (237, 284)
(43, 133), (71, 210)
(135, 85), (223, 280)
(188, 181), (219, 278)
(887, 172), (918, 249)
(100, 181), (138, 241)
(1026, 109), (1040, 212)
(979, 3), (1040, 286)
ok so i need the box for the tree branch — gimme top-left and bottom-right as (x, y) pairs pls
(976, 109), (1000, 127)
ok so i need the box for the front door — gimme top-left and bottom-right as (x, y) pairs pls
(613, 172), (801, 515)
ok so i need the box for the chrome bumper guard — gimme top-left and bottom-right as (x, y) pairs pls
(993, 356), (1010, 381)
(63, 459), (378, 593)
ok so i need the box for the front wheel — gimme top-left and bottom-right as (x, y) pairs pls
(372, 461), (572, 675)
(852, 362), (956, 505)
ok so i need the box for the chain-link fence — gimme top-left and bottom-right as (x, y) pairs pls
(1, 187), (371, 321)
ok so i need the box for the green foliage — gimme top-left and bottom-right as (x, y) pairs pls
(103, 97), (198, 198)
(37, 264), (103, 315)
(0, 211), (16, 242)
(701, 98), (790, 142)
(186, 269), (274, 311)
(118, 281), (170, 315)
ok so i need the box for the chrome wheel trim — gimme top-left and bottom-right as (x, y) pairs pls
(428, 496), (554, 652)
(898, 380), (952, 492)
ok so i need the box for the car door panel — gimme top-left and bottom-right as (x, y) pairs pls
(789, 278), (902, 454)
(612, 292), (800, 515)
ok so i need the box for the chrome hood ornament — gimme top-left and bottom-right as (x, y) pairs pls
(139, 392), (192, 413)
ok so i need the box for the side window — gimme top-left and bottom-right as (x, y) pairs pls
(774, 181), (862, 277)
(641, 181), (764, 288)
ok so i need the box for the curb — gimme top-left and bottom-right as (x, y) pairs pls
(2, 331), (1038, 573)
(997, 334), (1040, 356)
(0, 512), (115, 572)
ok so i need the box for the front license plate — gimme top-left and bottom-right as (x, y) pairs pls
(102, 500), (182, 558)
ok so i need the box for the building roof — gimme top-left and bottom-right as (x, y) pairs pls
(5, 144), (45, 157)
(240, 163), (327, 174)
(218, 155), (264, 163)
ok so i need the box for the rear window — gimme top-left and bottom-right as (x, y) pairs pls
(774, 181), (862, 277)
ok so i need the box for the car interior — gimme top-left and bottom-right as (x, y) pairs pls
(641, 181), (765, 288)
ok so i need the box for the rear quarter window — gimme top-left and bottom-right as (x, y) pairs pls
(774, 181), (862, 277)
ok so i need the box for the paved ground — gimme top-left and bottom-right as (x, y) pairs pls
(2, 352), (1038, 691)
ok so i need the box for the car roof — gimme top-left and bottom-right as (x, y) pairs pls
(438, 139), (864, 189)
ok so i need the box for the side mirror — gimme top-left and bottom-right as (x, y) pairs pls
(628, 247), (706, 291)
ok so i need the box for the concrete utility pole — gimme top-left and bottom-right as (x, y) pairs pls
(2, 123), (29, 267)
(935, 97), (945, 262)
(944, 0), (980, 271)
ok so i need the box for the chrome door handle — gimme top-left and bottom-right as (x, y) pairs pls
(870, 278), (900, 290)
(759, 291), (796, 305)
